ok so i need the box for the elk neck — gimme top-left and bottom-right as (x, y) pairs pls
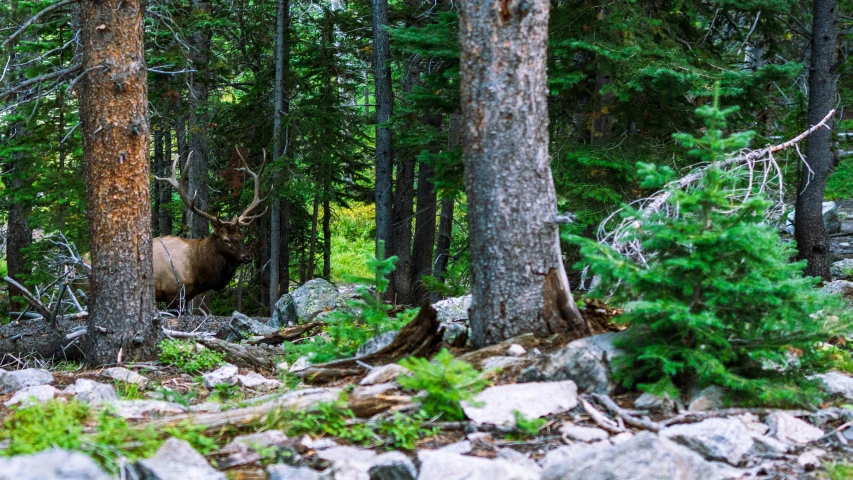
(190, 235), (242, 292)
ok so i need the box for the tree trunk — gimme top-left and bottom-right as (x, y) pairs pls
(158, 116), (173, 236)
(410, 112), (442, 304)
(270, 0), (291, 310)
(795, 0), (838, 280)
(459, 0), (588, 347)
(152, 120), (164, 236)
(323, 189), (331, 280)
(6, 180), (32, 314)
(187, 0), (213, 239)
(174, 115), (189, 235)
(79, 0), (161, 365)
(372, 0), (394, 257)
(307, 192), (320, 279)
(431, 113), (461, 303)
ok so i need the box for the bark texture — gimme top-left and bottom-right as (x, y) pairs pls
(79, 0), (161, 365)
(410, 112), (442, 304)
(795, 0), (837, 279)
(270, 0), (291, 308)
(372, 0), (394, 257)
(458, 0), (588, 346)
(187, 0), (213, 239)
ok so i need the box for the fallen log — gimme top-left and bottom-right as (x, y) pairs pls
(457, 333), (540, 370)
(246, 321), (324, 346)
(0, 316), (87, 363)
(296, 304), (443, 384)
(197, 337), (281, 371)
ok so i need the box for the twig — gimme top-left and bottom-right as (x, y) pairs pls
(591, 394), (663, 432)
(162, 328), (215, 338)
(580, 397), (625, 433)
(0, 64), (81, 100)
(1, 0), (80, 50)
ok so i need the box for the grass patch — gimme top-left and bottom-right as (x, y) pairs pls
(159, 339), (225, 374)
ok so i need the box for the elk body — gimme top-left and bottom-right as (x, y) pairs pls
(153, 152), (265, 307)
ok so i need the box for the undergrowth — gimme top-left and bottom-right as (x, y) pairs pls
(398, 349), (490, 420)
(159, 339), (226, 374)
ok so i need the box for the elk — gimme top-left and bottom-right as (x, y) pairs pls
(153, 151), (266, 307)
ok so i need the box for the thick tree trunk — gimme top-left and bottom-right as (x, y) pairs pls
(188, 0), (213, 239)
(79, 0), (161, 365)
(271, 0), (291, 310)
(372, 0), (394, 257)
(7, 182), (32, 313)
(459, 0), (588, 347)
(795, 0), (838, 280)
(410, 112), (442, 304)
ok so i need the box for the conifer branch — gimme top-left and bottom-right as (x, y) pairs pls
(1, 0), (80, 50)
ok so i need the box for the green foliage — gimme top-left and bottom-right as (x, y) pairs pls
(159, 339), (225, 374)
(511, 410), (547, 439)
(209, 383), (241, 403)
(0, 400), (90, 455)
(824, 462), (853, 480)
(114, 381), (145, 400)
(377, 412), (439, 450)
(826, 157), (853, 201)
(267, 401), (378, 445)
(397, 349), (490, 420)
(153, 387), (197, 408)
(571, 93), (853, 407)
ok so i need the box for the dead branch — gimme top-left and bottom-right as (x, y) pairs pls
(197, 337), (280, 371)
(0, 64), (80, 100)
(591, 394), (663, 432)
(457, 333), (539, 370)
(4, 276), (54, 325)
(1, 0), (80, 50)
(245, 321), (324, 345)
(580, 397), (625, 433)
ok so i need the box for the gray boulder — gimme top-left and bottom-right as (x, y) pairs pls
(102, 367), (150, 387)
(270, 278), (345, 328)
(634, 391), (676, 412)
(432, 295), (471, 323)
(539, 442), (611, 470)
(4, 384), (57, 406)
(267, 465), (320, 480)
(766, 412), (824, 445)
(417, 450), (539, 480)
(542, 432), (741, 480)
(0, 368), (53, 394)
(355, 331), (397, 357)
(462, 380), (578, 425)
(202, 363), (239, 388)
(823, 280), (853, 295)
(660, 418), (754, 465)
(0, 450), (110, 480)
(687, 385), (726, 411)
(785, 202), (840, 235)
(831, 259), (853, 279)
(135, 438), (225, 480)
(226, 311), (279, 340)
(64, 378), (117, 404)
(519, 331), (627, 394)
(815, 371), (853, 400)
(368, 451), (417, 480)
(559, 422), (609, 443)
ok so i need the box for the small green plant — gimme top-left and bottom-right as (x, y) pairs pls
(162, 421), (218, 454)
(159, 339), (225, 374)
(209, 383), (241, 403)
(398, 349), (490, 420)
(114, 381), (144, 400)
(267, 400), (378, 445)
(378, 411), (439, 450)
(278, 371), (302, 390)
(511, 410), (546, 439)
(571, 88), (853, 407)
(0, 400), (90, 455)
(153, 386), (197, 407)
(824, 462), (853, 480)
(51, 361), (84, 372)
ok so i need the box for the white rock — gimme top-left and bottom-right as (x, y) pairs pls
(766, 412), (824, 445)
(64, 378), (117, 404)
(190, 402), (223, 413)
(609, 432), (634, 445)
(135, 437), (225, 480)
(797, 450), (824, 470)
(219, 430), (289, 454)
(202, 363), (239, 388)
(437, 440), (472, 455)
(0, 449), (110, 480)
(4, 384), (56, 406)
(360, 364), (407, 386)
(634, 392), (676, 412)
(481, 356), (534, 372)
(102, 367), (149, 387)
(290, 356), (311, 373)
(462, 380), (578, 425)
(559, 422), (609, 443)
(108, 399), (187, 419)
(276, 361), (290, 372)
(506, 344), (526, 357)
(538, 442), (611, 470)
(495, 449), (541, 473)
(267, 464), (320, 480)
(466, 432), (492, 444)
(660, 418), (754, 465)
(0, 368), (53, 394)
(301, 437), (338, 450)
(732, 413), (769, 436)
(687, 385), (725, 411)
(237, 371), (282, 392)
(749, 434), (789, 454)
(316, 446), (377, 465)
(418, 450), (539, 480)
(815, 371), (853, 401)
(368, 451), (417, 480)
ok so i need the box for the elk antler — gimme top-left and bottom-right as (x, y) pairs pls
(234, 148), (268, 226)
(155, 152), (221, 226)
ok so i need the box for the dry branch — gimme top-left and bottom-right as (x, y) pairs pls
(4, 276), (54, 324)
(246, 321), (323, 345)
(197, 337), (280, 371)
(0, 64), (81, 100)
(591, 394), (663, 432)
(457, 333), (539, 370)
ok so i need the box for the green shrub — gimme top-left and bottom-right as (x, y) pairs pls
(398, 349), (490, 420)
(0, 400), (90, 455)
(159, 339), (225, 374)
(511, 410), (547, 439)
(378, 411), (439, 450)
(267, 401), (378, 445)
(571, 92), (853, 407)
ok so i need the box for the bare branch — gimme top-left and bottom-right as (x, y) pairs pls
(0, 63), (81, 100)
(4, 276), (54, 325)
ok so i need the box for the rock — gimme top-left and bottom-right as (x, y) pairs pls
(822, 280), (853, 295)
(360, 364), (407, 386)
(190, 402), (222, 413)
(219, 430), (289, 454)
(355, 331), (397, 357)
(519, 331), (626, 394)
(368, 451), (417, 480)
(785, 202), (840, 235)
(541, 432), (741, 480)
(831, 258), (853, 279)
(108, 399), (187, 419)
(432, 295), (471, 323)
(352, 382), (397, 398)
(64, 378), (117, 404)
(815, 371), (853, 400)
(440, 323), (469, 346)
(462, 380), (578, 425)
(316, 446), (377, 465)
(749, 434), (789, 454)
(227, 311), (279, 340)
(660, 418), (754, 465)
(634, 392), (676, 412)
(766, 412), (824, 444)
(277, 361), (291, 372)
(495, 449), (541, 472)
(437, 440), (472, 455)
(481, 356), (534, 373)
(237, 371), (282, 392)
(301, 437), (338, 450)
(733, 413), (769, 436)
(609, 432), (634, 445)
(0, 449), (111, 480)
(559, 422), (609, 443)
(267, 464), (321, 480)
(202, 363), (239, 388)
(539, 443), (611, 470)
(135, 438), (225, 480)
(290, 356), (311, 372)
(687, 385), (726, 411)
(4, 384), (56, 406)
(0, 368), (53, 394)
(417, 450), (539, 480)
(506, 344), (526, 357)
(797, 449), (825, 471)
(466, 432), (492, 444)
(102, 367), (150, 387)
(270, 278), (344, 328)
